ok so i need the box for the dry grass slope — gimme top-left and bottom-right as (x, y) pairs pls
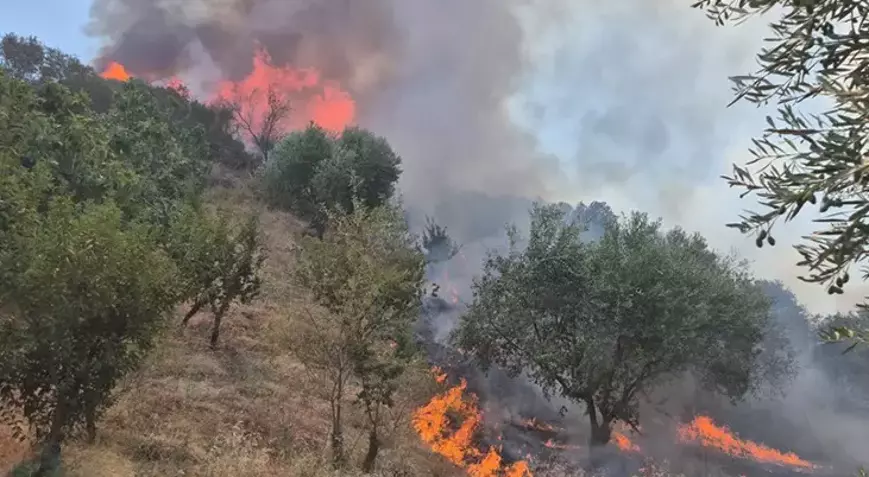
(2, 170), (458, 477)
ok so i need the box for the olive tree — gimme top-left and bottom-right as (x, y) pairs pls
(0, 201), (179, 476)
(291, 202), (426, 470)
(692, 2), (869, 317)
(171, 207), (265, 348)
(263, 125), (403, 235)
(453, 204), (787, 451)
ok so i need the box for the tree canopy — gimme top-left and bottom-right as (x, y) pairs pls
(0, 37), (265, 475)
(453, 204), (787, 448)
(291, 202), (426, 469)
(691, 1), (869, 298)
(263, 124), (403, 234)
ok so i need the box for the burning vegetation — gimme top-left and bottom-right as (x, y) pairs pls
(3, 0), (869, 473)
(98, 46), (355, 136)
(412, 377), (532, 477)
(677, 416), (815, 471)
(413, 359), (818, 477)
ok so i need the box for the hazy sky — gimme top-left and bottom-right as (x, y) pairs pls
(1, 0), (862, 315)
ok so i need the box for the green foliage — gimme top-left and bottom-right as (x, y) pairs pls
(263, 124), (403, 233)
(1, 33), (89, 83)
(337, 127), (402, 209)
(453, 204), (785, 447)
(292, 202), (426, 468)
(169, 206), (266, 347)
(692, 1), (869, 300)
(0, 65), (211, 227)
(0, 200), (179, 471)
(1, 32), (252, 170)
(421, 216), (460, 263)
(0, 39), (248, 471)
(264, 124), (334, 213)
(104, 81), (211, 220)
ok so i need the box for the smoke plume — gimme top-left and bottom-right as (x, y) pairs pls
(86, 0), (563, 209)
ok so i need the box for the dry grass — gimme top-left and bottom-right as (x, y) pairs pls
(0, 421), (30, 475)
(1, 168), (455, 477)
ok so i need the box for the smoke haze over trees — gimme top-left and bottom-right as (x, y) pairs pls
(4, 0), (869, 474)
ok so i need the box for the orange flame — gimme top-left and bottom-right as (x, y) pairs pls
(432, 366), (448, 384)
(413, 377), (532, 476)
(95, 50), (354, 134)
(212, 47), (355, 133)
(677, 415), (814, 470)
(521, 418), (559, 433)
(612, 431), (640, 453)
(99, 62), (131, 81)
(440, 269), (461, 304)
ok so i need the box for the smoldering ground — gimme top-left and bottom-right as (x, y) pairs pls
(86, 0), (869, 473)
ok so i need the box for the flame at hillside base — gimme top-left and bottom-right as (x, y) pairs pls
(678, 415), (816, 470)
(213, 47), (355, 133)
(413, 378), (532, 476)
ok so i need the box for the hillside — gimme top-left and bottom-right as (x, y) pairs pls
(1, 168), (453, 477)
(3, 28), (869, 477)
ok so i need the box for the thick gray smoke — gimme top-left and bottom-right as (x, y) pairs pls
(86, 0), (563, 209)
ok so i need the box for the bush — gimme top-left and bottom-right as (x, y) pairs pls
(0, 200), (180, 475)
(262, 124), (402, 232)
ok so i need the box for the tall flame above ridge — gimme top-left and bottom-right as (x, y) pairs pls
(100, 61), (131, 81)
(86, 0), (561, 207)
(212, 47), (355, 133)
(96, 48), (355, 133)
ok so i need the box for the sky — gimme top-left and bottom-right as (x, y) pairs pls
(0, 0), (96, 60)
(1, 0), (864, 315)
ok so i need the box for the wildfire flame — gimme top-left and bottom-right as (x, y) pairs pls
(440, 269), (461, 305)
(543, 439), (581, 451)
(96, 47), (355, 133)
(99, 61), (131, 82)
(612, 430), (640, 453)
(521, 418), (559, 433)
(678, 415), (815, 470)
(213, 47), (355, 133)
(432, 366), (448, 385)
(413, 378), (532, 476)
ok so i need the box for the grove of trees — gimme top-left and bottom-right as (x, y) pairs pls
(0, 32), (419, 476)
(6, 15), (869, 475)
(0, 35), (266, 476)
(262, 124), (402, 235)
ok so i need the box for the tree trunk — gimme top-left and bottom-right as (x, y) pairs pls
(330, 374), (346, 469)
(361, 426), (379, 473)
(85, 405), (97, 444)
(589, 420), (612, 447)
(209, 302), (231, 349)
(330, 401), (345, 468)
(34, 402), (67, 477)
(181, 298), (205, 327)
(585, 398), (613, 470)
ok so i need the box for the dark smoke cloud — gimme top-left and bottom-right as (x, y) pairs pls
(87, 0), (400, 84)
(86, 0), (561, 210)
